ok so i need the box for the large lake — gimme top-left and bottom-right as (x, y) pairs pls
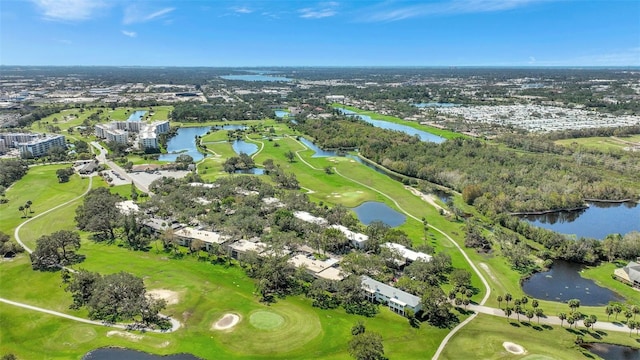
(352, 201), (406, 227)
(521, 260), (624, 306)
(336, 108), (445, 143)
(521, 201), (640, 239)
(220, 75), (292, 82)
(159, 126), (210, 162)
(83, 348), (200, 360)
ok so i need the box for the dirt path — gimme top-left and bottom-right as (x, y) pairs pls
(405, 186), (450, 215)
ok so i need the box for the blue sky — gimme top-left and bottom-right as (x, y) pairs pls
(1, 0), (639, 66)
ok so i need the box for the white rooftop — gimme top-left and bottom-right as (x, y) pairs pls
(174, 227), (230, 245)
(289, 254), (339, 274)
(382, 242), (432, 262)
(116, 200), (140, 215)
(330, 224), (369, 244)
(293, 211), (328, 226)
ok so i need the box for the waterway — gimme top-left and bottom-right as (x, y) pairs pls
(83, 348), (200, 360)
(235, 168), (265, 175)
(582, 343), (640, 360)
(232, 140), (258, 156)
(520, 201), (640, 239)
(220, 75), (292, 82)
(127, 110), (147, 122)
(521, 260), (624, 306)
(352, 201), (406, 227)
(336, 108), (445, 143)
(158, 126), (210, 162)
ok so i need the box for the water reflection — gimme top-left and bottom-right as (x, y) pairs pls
(83, 348), (201, 360)
(521, 260), (624, 306)
(582, 343), (640, 360)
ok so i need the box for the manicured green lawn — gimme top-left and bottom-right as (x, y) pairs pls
(441, 313), (640, 360)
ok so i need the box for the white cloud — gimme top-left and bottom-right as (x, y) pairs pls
(232, 6), (253, 14)
(123, 5), (175, 24)
(362, 0), (547, 22)
(31, 0), (107, 21)
(121, 30), (137, 38)
(299, 2), (340, 19)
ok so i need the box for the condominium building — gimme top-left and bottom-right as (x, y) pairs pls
(17, 134), (66, 158)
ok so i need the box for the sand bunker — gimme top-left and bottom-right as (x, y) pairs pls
(107, 331), (143, 341)
(213, 313), (240, 331)
(147, 289), (180, 305)
(503, 342), (526, 355)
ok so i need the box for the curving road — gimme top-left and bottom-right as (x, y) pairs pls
(8, 170), (181, 333)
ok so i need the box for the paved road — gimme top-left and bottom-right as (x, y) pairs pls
(9, 167), (181, 333)
(0, 298), (180, 333)
(90, 142), (150, 193)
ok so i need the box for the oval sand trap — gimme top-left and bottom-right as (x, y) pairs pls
(503, 342), (527, 355)
(213, 313), (240, 331)
(250, 310), (285, 330)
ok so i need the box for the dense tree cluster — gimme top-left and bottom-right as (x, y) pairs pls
(297, 117), (638, 214)
(0, 159), (28, 188)
(170, 102), (273, 122)
(30, 230), (82, 270)
(75, 188), (123, 241)
(64, 269), (168, 327)
(0, 231), (23, 257)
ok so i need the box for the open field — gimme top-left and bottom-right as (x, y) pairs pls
(441, 313), (640, 360)
(556, 135), (640, 152)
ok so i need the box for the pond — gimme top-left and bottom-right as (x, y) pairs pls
(336, 108), (445, 143)
(352, 201), (406, 227)
(520, 201), (640, 240)
(232, 140), (258, 156)
(83, 348), (201, 360)
(274, 110), (289, 118)
(582, 343), (640, 360)
(521, 260), (624, 306)
(213, 124), (247, 131)
(127, 110), (147, 122)
(234, 168), (265, 175)
(158, 126), (210, 162)
(220, 74), (292, 82)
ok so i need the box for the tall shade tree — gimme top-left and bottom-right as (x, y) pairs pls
(348, 331), (385, 360)
(75, 188), (123, 241)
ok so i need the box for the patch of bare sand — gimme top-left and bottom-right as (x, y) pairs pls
(503, 342), (526, 355)
(147, 289), (180, 305)
(212, 313), (240, 331)
(405, 186), (450, 215)
(107, 331), (143, 341)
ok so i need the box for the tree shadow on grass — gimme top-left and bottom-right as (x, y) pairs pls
(541, 324), (553, 330)
(509, 322), (520, 327)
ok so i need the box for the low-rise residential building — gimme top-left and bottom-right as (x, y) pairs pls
(289, 254), (344, 281)
(330, 224), (369, 249)
(614, 261), (640, 288)
(382, 242), (432, 266)
(361, 276), (422, 316)
(174, 227), (231, 250)
(228, 239), (267, 259)
(293, 211), (328, 226)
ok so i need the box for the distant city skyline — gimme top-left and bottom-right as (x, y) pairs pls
(1, 0), (639, 67)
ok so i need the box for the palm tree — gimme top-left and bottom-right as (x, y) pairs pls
(531, 299), (539, 310)
(18, 206), (25, 217)
(505, 293), (512, 307)
(504, 307), (512, 321)
(558, 312), (567, 327)
(497, 295), (503, 309)
(521, 296), (529, 309)
(589, 315), (597, 330)
(535, 308), (544, 324)
(568, 299), (580, 314)
(526, 310), (534, 324)
(515, 305), (522, 321)
(632, 305), (639, 321)
(567, 315), (575, 329)
(605, 306), (613, 321)
(614, 304), (622, 320)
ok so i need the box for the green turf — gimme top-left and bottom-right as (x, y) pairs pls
(249, 310), (285, 330)
(440, 313), (640, 360)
